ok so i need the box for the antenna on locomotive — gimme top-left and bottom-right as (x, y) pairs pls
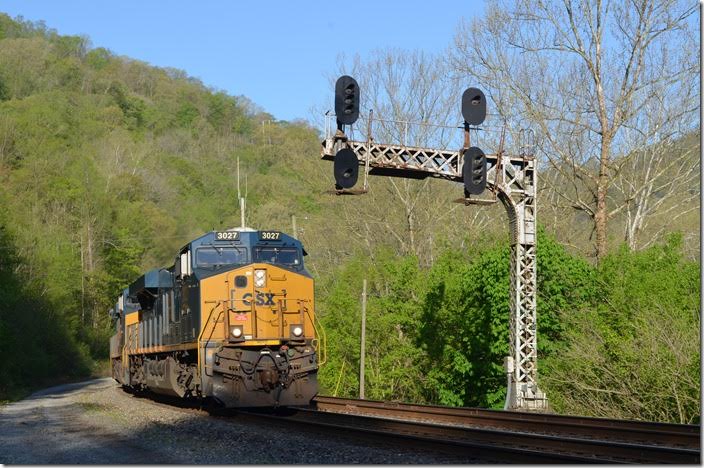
(237, 157), (246, 228)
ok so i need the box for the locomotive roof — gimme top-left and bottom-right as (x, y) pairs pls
(185, 228), (306, 254)
(123, 229), (308, 303)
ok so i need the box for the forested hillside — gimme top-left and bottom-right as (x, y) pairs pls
(0, 14), (329, 398)
(0, 12), (698, 424)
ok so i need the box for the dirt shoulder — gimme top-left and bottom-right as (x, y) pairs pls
(0, 378), (473, 464)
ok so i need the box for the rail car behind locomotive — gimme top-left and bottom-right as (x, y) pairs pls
(108, 227), (319, 407)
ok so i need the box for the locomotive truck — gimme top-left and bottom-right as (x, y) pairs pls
(108, 227), (319, 407)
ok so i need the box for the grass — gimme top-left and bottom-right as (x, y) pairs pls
(77, 402), (107, 413)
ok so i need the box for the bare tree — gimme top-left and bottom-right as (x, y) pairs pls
(452, 0), (699, 261)
(543, 303), (700, 423)
(613, 127), (699, 250)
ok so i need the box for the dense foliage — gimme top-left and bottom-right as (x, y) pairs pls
(0, 14), (698, 424)
(318, 232), (699, 423)
(0, 14), (323, 399)
(0, 212), (91, 400)
(542, 234), (700, 423)
(318, 230), (596, 406)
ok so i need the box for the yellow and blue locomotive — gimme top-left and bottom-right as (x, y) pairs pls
(109, 227), (319, 407)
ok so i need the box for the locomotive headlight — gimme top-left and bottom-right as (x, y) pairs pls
(254, 269), (266, 287)
(230, 325), (243, 339)
(291, 325), (303, 337)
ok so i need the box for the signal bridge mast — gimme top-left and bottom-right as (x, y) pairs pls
(322, 76), (548, 411)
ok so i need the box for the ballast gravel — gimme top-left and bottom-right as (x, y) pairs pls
(0, 378), (483, 464)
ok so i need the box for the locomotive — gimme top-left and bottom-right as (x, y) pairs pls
(108, 227), (319, 407)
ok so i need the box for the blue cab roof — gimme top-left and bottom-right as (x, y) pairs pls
(188, 229), (305, 253)
(188, 229), (308, 277)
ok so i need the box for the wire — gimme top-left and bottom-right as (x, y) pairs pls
(0, 234), (198, 251)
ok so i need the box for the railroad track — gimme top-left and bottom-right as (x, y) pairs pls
(237, 407), (603, 463)
(314, 396), (700, 448)
(300, 396), (700, 463)
(133, 390), (701, 463)
(239, 406), (698, 463)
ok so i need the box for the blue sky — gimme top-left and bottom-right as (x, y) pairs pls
(0, 1), (483, 122)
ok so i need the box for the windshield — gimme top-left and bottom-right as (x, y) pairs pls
(254, 247), (301, 268)
(196, 247), (247, 268)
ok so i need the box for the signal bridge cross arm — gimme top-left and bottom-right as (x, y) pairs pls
(321, 132), (549, 411)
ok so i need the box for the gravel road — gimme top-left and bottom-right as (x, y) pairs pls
(0, 379), (481, 464)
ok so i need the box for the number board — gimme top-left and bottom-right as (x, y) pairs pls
(215, 231), (239, 241)
(259, 231), (282, 241)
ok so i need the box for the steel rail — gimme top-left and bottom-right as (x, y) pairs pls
(237, 408), (603, 463)
(241, 407), (698, 464)
(313, 396), (700, 450)
(131, 389), (699, 463)
(137, 392), (557, 463)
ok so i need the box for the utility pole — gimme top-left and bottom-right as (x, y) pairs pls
(360, 278), (367, 399)
(80, 232), (85, 325)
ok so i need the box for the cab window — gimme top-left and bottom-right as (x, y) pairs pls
(196, 247), (247, 268)
(254, 247), (301, 268)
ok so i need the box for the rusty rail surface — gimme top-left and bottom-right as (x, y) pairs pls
(239, 406), (698, 464)
(237, 408), (603, 463)
(138, 389), (699, 463)
(308, 396), (700, 463)
(313, 396), (700, 448)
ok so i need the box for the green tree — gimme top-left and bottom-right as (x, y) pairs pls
(543, 234), (700, 423)
(317, 250), (427, 401)
(420, 230), (595, 408)
(0, 213), (91, 401)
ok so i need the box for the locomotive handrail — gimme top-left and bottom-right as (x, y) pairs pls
(198, 301), (225, 379)
(120, 328), (128, 369)
(119, 326), (137, 383)
(306, 306), (327, 367)
(275, 297), (307, 339)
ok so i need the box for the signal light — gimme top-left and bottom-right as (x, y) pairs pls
(335, 75), (360, 125)
(463, 146), (486, 195)
(333, 148), (359, 189)
(461, 87), (486, 126)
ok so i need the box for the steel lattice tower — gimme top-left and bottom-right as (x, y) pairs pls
(321, 120), (549, 411)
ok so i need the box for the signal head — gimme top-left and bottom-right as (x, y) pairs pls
(335, 75), (360, 126)
(461, 87), (486, 126)
(462, 146), (487, 195)
(333, 147), (359, 189)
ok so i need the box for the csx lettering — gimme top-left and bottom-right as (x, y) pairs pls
(241, 292), (275, 307)
(242, 293), (252, 306)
